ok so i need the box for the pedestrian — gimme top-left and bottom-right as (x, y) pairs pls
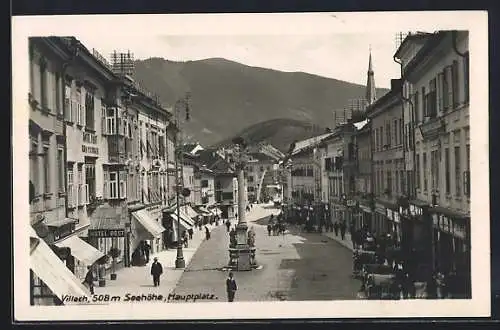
(226, 219), (231, 232)
(83, 265), (95, 294)
(188, 227), (194, 240)
(205, 226), (211, 240)
(333, 222), (339, 237)
(226, 272), (237, 302)
(267, 223), (272, 236)
(150, 257), (163, 287)
(143, 241), (151, 263)
(235, 213), (238, 221)
(183, 231), (189, 248)
(340, 222), (346, 240)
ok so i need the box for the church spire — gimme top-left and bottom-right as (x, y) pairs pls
(365, 46), (377, 106)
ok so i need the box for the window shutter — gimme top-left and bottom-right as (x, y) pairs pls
(437, 73), (443, 113)
(445, 65), (453, 111)
(119, 171), (127, 198)
(452, 60), (459, 108)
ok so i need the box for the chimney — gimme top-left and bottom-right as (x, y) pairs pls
(391, 79), (402, 92)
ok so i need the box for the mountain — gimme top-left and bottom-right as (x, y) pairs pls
(132, 57), (389, 149)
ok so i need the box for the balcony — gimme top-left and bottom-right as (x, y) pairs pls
(419, 117), (446, 141)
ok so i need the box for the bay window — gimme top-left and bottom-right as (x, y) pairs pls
(85, 161), (96, 201)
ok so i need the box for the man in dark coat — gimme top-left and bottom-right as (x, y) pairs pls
(339, 222), (346, 240)
(333, 222), (340, 237)
(226, 219), (231, 232)
(150, 257), (163, 287)
(83, 265), (95, 294)
(226, 272), (237, 302)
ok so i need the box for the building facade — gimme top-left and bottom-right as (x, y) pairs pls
(399, 31), (470, 296)
(366, 79), (405, 243)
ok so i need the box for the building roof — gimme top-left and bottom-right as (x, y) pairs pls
(195, 149), (233, 174)
(401, 31), (447, 79)
(365, 79), (402, 118)
(248, 152), (276, 163)
(394, 31), (434, 59)
(291, 132), (334, 155)
(353, 119), (370, 131)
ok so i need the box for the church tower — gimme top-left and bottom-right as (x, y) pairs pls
(365, 47), (377, 106)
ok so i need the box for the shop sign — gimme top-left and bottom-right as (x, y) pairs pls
(399, 206), (409, 217)
(393, 212), (400, 223)
(440, 214), (451, 234)
(346, 200), (356, 207)
(374, 203), (386, 216)
(89, 229), (126, 237)
(409, 204), (423, 217)
(360, 205), (372, 213)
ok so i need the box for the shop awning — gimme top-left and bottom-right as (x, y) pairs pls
(431, 206), (470, 220)
(132, 209), (166, 238)
(194, 206), (212, 216)
(29, 228), (91, 303)
(169, 213), (194, 230)
(209, 207), (222, 216)
(55, 235), (105, 266)
(46, 218), (78, 228)
(184, 205), (200, 219)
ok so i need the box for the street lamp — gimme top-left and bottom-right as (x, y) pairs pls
(174, 93), (190, 269)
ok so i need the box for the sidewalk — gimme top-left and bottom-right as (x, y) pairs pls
(93, 222), (221, 299)
(322, 231), (354, 251)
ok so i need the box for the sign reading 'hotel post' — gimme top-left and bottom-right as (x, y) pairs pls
(88, 229), (126, 237)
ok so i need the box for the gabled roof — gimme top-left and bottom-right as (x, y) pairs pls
(195, 149), (233, 174)
(353, 119), (369, 131)
(248, 152), (276, 163)
(291, 132), (334, 155)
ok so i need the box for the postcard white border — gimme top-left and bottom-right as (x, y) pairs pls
(12, 11), (490, 321)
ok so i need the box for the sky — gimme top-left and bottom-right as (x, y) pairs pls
(76, 33), (401, 88)
(15, 12), (483, 89)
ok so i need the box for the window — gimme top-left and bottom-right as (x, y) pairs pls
(393, 120), (397, 146)
(464, 52), (470, 103)
(421, 86), (427, 118)
(427, 78), (437, 118)
(464, 144), (470, 197)
(77, 165), (88, 206)
(452, 60), (459, 108)
(386, 122), (391, 147)
(455, 146), (461, 196)
(432, 150), (440, 192)
(409, 123), (414, 150)
(30, 138), (39, 197)
(380, 126), (384, 150)
(399, 119), (403, 146)
(386, 171), (392, 194)
(444, 148), (450, 194)
(105, 108), (117, 135)
(57, 149), (64, 192)
(119, 171), (127, 199)
(64, 84), (72, 122)
(201, 179), (209, 188)
(43, 146), (50, 193)
(395, 170), (399, 194)
(76, 87), (85, 126)
(55, 73), (62, 117)
(437, 72), (444, 113)
(423, 152), (428, 191)
(414, 91), (420, 123)
(85, 91), (95, 130)
(67, 167), (75, 207)
(85, 161), (96, 200)
(39, 60), (47, 109)
(444, 65), (453, 111)
(400, 170), (405, 194)
(109, 171), (119, 199)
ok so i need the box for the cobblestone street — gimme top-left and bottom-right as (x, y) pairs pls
(172, 204), (360, 302)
